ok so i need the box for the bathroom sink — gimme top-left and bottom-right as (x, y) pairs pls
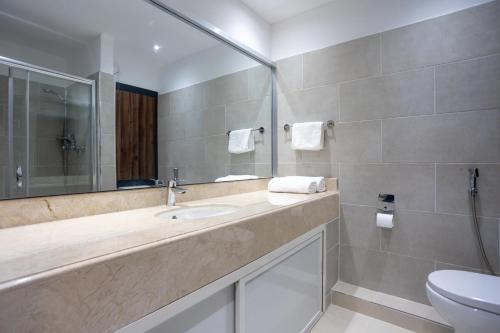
(157, 205), (240, 220)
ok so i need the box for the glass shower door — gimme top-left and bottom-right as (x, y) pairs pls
(27, 71), (95, 196)
(0, 59), (96, 199)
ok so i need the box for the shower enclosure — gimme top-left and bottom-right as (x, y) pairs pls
(0, 57), (97, 199)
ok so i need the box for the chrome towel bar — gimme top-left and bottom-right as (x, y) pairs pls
(283, 120), (334, 132)
(226, 126), (264, 136)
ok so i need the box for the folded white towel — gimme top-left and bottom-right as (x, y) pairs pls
(291, 122), (324, 151)
(268, 176), (318, 194)
(310, 176), (326, 192)
(215, 175), (259, 182)
(228, 129), (255, 154)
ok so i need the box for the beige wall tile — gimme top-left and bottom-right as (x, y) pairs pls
(436, 54), (500, 113)
(436, 163), (500, 218)
(340, 245), (434, 304)
(278, 84), (338, 124)
(381, 211), (499, 271)
(340, 67), (434, 121)
(340, 204), (380, 251)
(381, 1), (500, 73)
(339, 163), (435, 211)
(382, 110), (500, 163)
(276, 55), (302, 94)
(206, 71), (248, 107)
(303, 35), (380, 88)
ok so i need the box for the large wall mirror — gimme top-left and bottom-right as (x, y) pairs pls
(0, 0), (273, 199)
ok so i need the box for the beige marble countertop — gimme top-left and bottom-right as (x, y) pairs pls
(0, 190), (337, 289)
(0, 188), (339, 333)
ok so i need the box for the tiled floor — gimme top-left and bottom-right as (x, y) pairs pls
(310, 305), (415, 333)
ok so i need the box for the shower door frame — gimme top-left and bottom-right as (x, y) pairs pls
(0, 55), (99, 197)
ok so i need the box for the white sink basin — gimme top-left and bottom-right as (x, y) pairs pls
(157, 205), (240, 220)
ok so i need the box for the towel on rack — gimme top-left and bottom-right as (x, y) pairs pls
(291, 122), (324, 151)
(268, 176), (319, 194)
(228, 129), (255, 154)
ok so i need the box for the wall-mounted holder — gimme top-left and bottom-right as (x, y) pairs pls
(377, 193), (395, 214)
(283, 120), (334, 132)
(376, 194), (395, 229)
(226, 126), (264, 136)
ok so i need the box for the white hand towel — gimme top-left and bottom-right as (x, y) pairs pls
(268, 176), (318, 194)
(215, 175), (259, 182)
(291, 122), (324, 151)
(228, 129), (255, 154)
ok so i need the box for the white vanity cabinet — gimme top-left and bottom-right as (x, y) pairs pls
(238, 236), (323, 333)
(148, 286), (236, 333)
(118, 228), (325, 333)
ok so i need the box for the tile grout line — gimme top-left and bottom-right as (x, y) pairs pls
(433, 65), (436, 115)
(343, 243), (435, 264)
(434, 163), (437, 213)
(378, 33), (383, 76)
(283, 51), (500, 93)
(380, 120), (383, 163)
(373, 51), (500, 77)
(337, 83), (341, 123)
(335, 107), (500, 125)
(345, 243), (491, 274)
(335, 161), (500, 166)
(339, 202), (499, 219)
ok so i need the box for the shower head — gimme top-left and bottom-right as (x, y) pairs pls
(42, 88), (65, 102)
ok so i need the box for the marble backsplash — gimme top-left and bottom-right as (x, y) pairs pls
(0, 178), (272, 229)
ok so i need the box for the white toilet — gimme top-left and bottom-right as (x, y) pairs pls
(426, 270), (500, 333)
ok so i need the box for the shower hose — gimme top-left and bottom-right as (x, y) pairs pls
(471, 192), (497, 276)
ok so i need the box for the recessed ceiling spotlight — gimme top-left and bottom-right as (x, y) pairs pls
(153, 44), (161, 52)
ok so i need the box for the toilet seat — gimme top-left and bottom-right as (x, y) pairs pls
(428, 270), (500, 314)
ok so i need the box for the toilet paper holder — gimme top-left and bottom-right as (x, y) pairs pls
(377, 194), (395, 214)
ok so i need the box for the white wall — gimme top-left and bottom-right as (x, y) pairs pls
(271, 0), (495, 60)
(114, 55), (162, 92)
(0, 39), (69, 73)
(159, 45), (259, 93)
(159, 0), (272, 59)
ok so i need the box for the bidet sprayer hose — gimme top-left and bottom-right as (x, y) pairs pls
(470, 191), (497, 276)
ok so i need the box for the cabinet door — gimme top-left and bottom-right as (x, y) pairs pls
(147, 285), (235, 333)
(240, 236), (323, 333)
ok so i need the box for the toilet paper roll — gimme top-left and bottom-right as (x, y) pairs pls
(376, 212), (394, 229)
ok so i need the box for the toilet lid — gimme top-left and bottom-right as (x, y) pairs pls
(428, 270), (500, 314)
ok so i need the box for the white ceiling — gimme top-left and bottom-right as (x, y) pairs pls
(241, 0), (335, 23)
(0, 0), (219, 70)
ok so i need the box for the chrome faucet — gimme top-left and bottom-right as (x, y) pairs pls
(167, 168), (187, 206)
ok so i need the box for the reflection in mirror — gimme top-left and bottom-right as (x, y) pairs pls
(0, 60), (96, 199)
(0, 0), (273, 199)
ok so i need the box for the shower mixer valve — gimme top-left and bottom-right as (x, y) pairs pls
(57, 134), (86, 153)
